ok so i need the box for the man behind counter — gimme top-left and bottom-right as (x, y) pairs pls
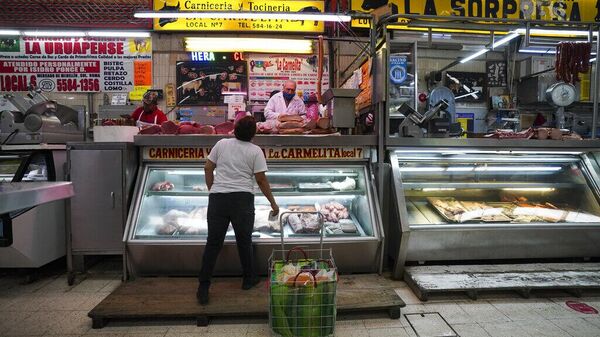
(131, 91), (168, 126)
(264, 80), (306, 121)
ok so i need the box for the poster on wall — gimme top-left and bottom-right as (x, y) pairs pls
(486, 61), (507, 87)
(0, 36), (152, 93)
(176, 53), (247, 106)
(247, 53), (329, 102)
(445, 71), (486, 103)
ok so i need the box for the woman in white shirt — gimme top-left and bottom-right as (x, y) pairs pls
(197, 116), (278, 305)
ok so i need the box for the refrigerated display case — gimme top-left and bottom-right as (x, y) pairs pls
(0, 145), (69, 268)
(387, 140), (600, 278)
(125, 136), (383, 277)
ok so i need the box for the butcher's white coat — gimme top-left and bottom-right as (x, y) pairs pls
(264, 92), (306, 121)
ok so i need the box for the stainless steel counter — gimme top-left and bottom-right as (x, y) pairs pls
(385, 137), (600, 149)
(134, 135), (378, 147)
(0, 182), (74, 214)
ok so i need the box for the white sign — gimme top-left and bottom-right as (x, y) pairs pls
(0, 36), (152, 93)
(247, 53), (329, 101)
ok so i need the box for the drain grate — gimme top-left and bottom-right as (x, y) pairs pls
(405, 312), (458, 337)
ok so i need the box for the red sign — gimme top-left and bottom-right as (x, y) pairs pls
(566, 301), (598, 314)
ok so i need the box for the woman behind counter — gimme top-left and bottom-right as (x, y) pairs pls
(197, 116), (279, 305)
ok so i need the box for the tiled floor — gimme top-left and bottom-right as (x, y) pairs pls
(1, 260), (600, 337)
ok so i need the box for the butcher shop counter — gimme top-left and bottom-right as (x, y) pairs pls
(134, 134), (378, 147)
(124, 137), (383, 277)
(385, 138), (600, 279)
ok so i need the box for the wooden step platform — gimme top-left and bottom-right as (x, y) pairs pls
(88, 274), (405, 329)
(405, 263), (600, 301)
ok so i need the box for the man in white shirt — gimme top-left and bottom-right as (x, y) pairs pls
(264, 80), (307, 121)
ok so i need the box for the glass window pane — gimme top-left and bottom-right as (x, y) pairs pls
(395, 150), (600, 225)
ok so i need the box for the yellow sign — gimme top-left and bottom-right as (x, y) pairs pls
(129, 85), (151, 101)
(143, 146), (366, 161)
(153, 0), (324, 32)
(351, 0), (600, 27)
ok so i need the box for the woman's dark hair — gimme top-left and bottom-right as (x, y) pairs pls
(234, 116), (257, 141)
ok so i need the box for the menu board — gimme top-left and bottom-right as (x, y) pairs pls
(176, 53), (247, 106)
(0, 36), (152, 93)
(247, 53), (329, 102)
(486, 61), (507, 87)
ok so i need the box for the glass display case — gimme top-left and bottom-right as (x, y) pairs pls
(388, 145), (600, 278)
(0, 151), (52, 182)
(133, 166), (375, 240)
(126, 162), (382, 276)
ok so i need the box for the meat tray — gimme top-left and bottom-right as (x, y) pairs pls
(298, 182), (333, 192)
(427, 197), (512, 223)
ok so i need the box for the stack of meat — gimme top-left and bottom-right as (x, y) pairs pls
(154, 208), (208, 235)
(253, 205), (281, 232)
(285, 213), (321, 233)
(256, 115), (334, 135)
(319, 201), (350, 223)
(138, 121), (234, 135)
(150, 181), (175, 191)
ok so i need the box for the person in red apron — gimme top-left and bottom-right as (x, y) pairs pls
(131, 91), (168, 127)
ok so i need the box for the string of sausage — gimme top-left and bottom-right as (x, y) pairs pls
(555, 42), (591, 84)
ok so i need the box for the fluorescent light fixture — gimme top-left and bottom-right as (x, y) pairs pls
(0, 29), (20, 35)
(446, 167), (475, 172)
(88, 31), (150, 37)
(135, 11), (351, 22)
(165, 170), (205, 175)
(23, 30), (85, 37)
(399, 167), (445, 172)
(422, 188), (456, 192)
(492, 32), (519, 48)
(502, 188), (556, 192)
(591, 58), (597, 63)
(460, 48), (489, 63)
(515, 28), (598, 37)
(474, 166), (562, 172)
(185, 37), (312, 54)
(519, 48), (556, 54)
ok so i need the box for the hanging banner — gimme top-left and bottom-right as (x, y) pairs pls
(0, 36), (152, 93)
(153, 0), (325, 33)
(247, 54), (329, 101)
(351, 0), (600, 27)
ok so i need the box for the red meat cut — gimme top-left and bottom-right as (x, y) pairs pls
(215, 121), (235, 134)
(198, 125), (216, 134)
(178, 124), (201, 134)
(138, 125), (161, 134)
(161, 121), (178, 134)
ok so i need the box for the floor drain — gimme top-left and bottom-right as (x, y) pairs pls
(405, 312), (458, 337)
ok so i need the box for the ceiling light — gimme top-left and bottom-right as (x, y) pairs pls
(502, 188), (556, 192)
(88, 31), (150, 38)
(492, 32), (519, 48)
(135, 11), (351, 22)
(23, 31), (85, 37)
(518, 48), (556, 54)
(0, 29), (20, 35)
(185, 37), (312, 54)
(591, 58), (597, 63)
(515, 28), (598, 37)
(474, 166), (562, 172)
(460, 48), (489, 63)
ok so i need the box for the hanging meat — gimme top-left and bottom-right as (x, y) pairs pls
(555, 42), (592, 84)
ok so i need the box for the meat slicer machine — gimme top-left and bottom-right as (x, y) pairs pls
(0, 88), (84, 144)
(396, 100), (462, 137)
